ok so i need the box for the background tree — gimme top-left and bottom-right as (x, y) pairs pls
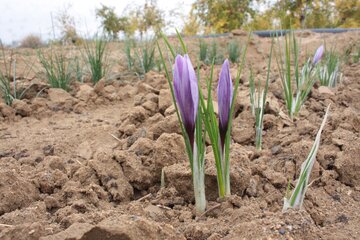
(185, 0), (359, 34)
(182, 9), (201, 36)
(55, 4), (80, 44)
(271, 0), (337, 28)
(248, 0), (359, 30)
(335, 0), (360, 27)
(190, 0), (254, 33)
(96, 4), (131, 39)
(129, 0), (164, 38)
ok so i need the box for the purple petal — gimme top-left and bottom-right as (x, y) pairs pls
(312, 45), (324, 65)
(173, 54), (198, 147)
(185, 54), (198, 123)
(217, 59), (233, 132)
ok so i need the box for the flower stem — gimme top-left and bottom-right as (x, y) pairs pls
(255, 126), (262, 150)
(193, 165), (206, 214)
(192, 144), (206, 214)
(225, 167), (231, 196)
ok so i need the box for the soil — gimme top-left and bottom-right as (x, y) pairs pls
(0, 31), (359, 240)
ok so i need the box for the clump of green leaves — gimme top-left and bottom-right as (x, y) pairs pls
(155, 58), (163, 72)
(283, 105), (330, 212)
(227, 40), (240, 63)
(0, 45), (13, 105)
(353, 46), (360, 63)
(0, 71), (12, 105)
(124, 38), (135, 70)
(38, 48), (72, 91)
(73, 56), (83, 82)
(199, 40), (208, 62)
(124, 39), (156, 75)
(344, 41), (360, 64)
(82, 37), (109, 84)
(318, 50), (342, 87)
(205, 41), (224, 65)
(274, 32), (322, 119)
(343, 42), (360, 65)
(249, 40), (273, 150)
(134, 42), (156, 75)
(1, 44), (35, 105)
(353, 45), (360, 63)
(198, 40), (224, 65)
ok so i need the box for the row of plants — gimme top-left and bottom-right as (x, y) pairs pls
(0, 34), (355, 108)
(199, 40), (241, 64)
(124, 38), (158, 76)
(0, 45), (36, 105)
(38, 38), (109, 90)
(0, 38), (109, 105)
(37, 37), (165, 91)
(0, 36), (170, 106)
(158, 31), (338, 214)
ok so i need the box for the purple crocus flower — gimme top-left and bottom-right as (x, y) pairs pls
(173, 54), (198, 150)
(312, 45), (324, 65)
(217, 59), (233, 150)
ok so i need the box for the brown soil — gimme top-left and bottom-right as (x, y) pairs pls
(0, 31), (359, 240)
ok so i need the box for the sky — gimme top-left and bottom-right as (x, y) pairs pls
(0, 0), (194, 44)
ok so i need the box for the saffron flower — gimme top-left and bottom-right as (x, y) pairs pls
(173, 54), (199, 150)
(312, 45), (324, 65)
(217, 59), (233, 151)
(171, 53), (205, 214)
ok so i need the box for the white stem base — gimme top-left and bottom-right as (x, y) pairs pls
(192, 144), (206, 214)
(193, 169), (206, 214)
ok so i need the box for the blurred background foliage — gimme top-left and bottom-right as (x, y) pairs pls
(95, 0), (359, 37)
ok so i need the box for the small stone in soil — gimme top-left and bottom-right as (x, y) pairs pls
(271, 145), (281, 155)
(279, 228), (286, 235)
(43, 145), (55, 156)
(336, 214), (349, 224)
(332, 194), (341, 202)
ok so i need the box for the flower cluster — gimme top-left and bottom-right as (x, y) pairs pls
(159, 30), (330, 215)
(172, 53), (237, 211)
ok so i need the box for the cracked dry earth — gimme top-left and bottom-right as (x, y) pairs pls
(0, 31), (360, 240)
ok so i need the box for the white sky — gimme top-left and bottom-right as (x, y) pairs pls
(0, 0), (194, 44)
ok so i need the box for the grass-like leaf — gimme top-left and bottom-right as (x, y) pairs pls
(199, 40), (208, 62)
(228, 40), (240, 63)
(318, 50), (342, 87)
(0, 72), (13, 105)
(1, 44), (36, 104)
(275, 31), (318, 118)
(249, 39), (274, 150)
(283, 105), (330, 211)
(38, 48), (72, 91)
(124, 38), (135, 70)
(134, 41), (156, 75)
(82, 37), (108, 84)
